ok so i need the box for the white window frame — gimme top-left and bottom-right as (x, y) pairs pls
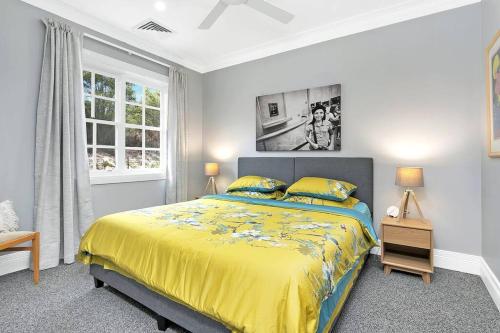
(83, 49), (168, 185)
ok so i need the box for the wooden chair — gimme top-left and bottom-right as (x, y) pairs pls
(0, 231), (40, 284)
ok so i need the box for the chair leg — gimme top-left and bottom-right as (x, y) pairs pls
(32, 232), (40, 284)
(94, 277), (104, 288)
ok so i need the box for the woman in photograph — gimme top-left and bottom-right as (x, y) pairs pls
(305, 105), (334, 150)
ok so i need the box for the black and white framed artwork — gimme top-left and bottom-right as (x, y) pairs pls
(256, 84), (341, 151)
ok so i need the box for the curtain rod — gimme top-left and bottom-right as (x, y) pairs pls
(83, 33), (170, 69)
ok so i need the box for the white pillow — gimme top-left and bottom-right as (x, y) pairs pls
(0, 200), (19, 233)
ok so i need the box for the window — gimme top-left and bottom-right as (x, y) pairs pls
(84, 71), (117, 171)
(124, 82), (161, 169)
(82, 53), (167, 184)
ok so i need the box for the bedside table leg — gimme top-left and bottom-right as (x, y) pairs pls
(384, 265), (392, 276)
(422, 273), (431, 285)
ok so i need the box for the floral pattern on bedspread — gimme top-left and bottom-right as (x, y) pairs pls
(79, 196), (376, 333)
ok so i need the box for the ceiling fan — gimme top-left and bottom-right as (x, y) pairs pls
(199, 0), (294, 29)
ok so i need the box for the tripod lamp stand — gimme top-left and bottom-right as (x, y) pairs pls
(395, 167), (424, 222)
(204, 162), (219, 195)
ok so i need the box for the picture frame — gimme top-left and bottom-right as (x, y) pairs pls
(486, 30), (500, 157)
(256, 84), (341, 151)
(268, 103), (279, 117)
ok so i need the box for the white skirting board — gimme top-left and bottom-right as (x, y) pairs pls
(370, 244), (482, 275)
(0, 248), (78, 276)
(0, 252), (31, 276)
(480, 258), (500, 312)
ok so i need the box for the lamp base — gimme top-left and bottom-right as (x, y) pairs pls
(204, 176), (218, 195)
(397, 189), (424, 222)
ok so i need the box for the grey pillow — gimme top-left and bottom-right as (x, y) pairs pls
(0, 200), (19, 233)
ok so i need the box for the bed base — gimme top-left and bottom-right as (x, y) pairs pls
(90, 254), (368, 333)
(94, 272), (173, 331)
(90, 264), (229, 333)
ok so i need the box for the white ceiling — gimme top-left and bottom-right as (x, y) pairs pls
(22, 0), (479, 73)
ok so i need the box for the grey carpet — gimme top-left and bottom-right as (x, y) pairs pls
(0, 255), (499, 333)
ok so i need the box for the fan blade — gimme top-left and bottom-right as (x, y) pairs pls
(199, 1), (229, 29)
(246, 0), (294, 24)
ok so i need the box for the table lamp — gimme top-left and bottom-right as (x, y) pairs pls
(395, 167), (424, 221)
(204, 162), (219, 195)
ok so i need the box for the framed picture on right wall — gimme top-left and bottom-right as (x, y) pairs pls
(487, 30), (500, 157)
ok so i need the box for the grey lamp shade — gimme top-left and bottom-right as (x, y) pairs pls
(395, 167), (424, 187)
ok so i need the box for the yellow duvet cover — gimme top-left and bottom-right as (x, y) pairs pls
(78, 195), (377, 333)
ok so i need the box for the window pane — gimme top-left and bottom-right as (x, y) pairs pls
(145, 150), (160, 169)
(87, 148), (93, 170)
(145, 108), (160, 127)
(95, 73), (115, 98)
(96, 124), (115, 146)
(83, 71), (92, 95)
(145, 130), (160, 148)
(84, 95), (92, 118)
(126, 150), (142, 169)
(86, 122), (93, 145)
(126, 104), (142, 125)
(145, 87), (160, 108)
(126, 82), (143, 104)
(126, 128), (142, 147)
(96, 148), (115, 171)
(95, 98), (115, 121)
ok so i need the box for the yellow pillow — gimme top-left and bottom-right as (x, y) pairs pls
(281, 195), (359, 209)
(226, 175), (287, 193)
(284, 177), (357, 202)
(227, 190), (285, 200)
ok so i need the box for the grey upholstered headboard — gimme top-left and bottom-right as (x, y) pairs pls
(238, 157), (373, 213)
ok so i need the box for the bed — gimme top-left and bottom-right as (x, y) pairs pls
(78, 157), (376, 333)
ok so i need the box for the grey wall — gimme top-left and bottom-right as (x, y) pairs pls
(0, 0), (488, 258)
(91, 181), (165, 217)
(481, 0), (500, 281)
(203, 5), (483, 254)
(0, 0), (204, 229)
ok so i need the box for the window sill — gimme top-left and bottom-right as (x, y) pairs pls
(90, 172), (166, 185)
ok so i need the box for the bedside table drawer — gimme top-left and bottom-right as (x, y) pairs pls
(383, 225), (431, 249)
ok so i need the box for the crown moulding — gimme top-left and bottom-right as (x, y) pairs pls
(21, 0), (480, 74)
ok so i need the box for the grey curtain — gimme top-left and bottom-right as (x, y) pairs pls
(34, 20), (93, 269)
(166, 66), (188, 204)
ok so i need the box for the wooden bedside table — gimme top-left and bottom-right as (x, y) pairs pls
(380, 216), (433, 284)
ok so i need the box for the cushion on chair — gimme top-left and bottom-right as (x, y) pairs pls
(0, 231), (34, 244)
(0, 200), (19, 233)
